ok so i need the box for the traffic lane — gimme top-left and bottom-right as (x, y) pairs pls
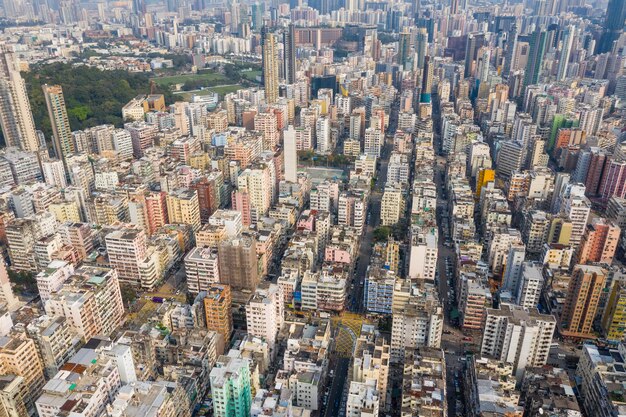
(324, 358), (350, 417)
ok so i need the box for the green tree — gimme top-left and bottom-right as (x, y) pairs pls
(120, 285), (137, 310)
(373, 226), (391, 242)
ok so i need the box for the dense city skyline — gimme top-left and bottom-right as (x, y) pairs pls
(0, 0), (623, 417)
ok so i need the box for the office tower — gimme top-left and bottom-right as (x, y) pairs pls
(245, 283), (283, 352)
(557, 26), (575, 81)
(217, 236), (259, 291)
(0, 46), (38, 152)
(283, 125), (298, 183)
(561, 265), (606, 338)
(0, 261), (18, 311)
(0, 334), (45, 414)
(450, 0), (459, 14)
(421, 55), (434, 103)
(261, 28), (279, 104)
(414, 28), (428, 69)
(464, 33), (485, 78)
(502, 24), (518, 78)
(251, 2), (263, 30)
(204, 284), (233, 344)
(43, 85), (74, 162)
(209, 352), (252, 417)
(523, 29), (548, 91)
(599, 0), (626, 53)
(397, 31), (410, 69)
(480, 304), (556, 382)
(166, 188), (201, 232)
(283, 24), (296, 84)
(576, 219), (620, 265)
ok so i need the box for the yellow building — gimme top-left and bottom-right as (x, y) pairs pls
(385, 239), (401, 274)
(548, 217), (573, 245)
(49, 201), (81, 223)
(0, 334), (45, 411)
(602, 281), (626, 341)
(166, 189), (201, 232)
(204, 284), (233, 345)
(475, 168), (495, 199)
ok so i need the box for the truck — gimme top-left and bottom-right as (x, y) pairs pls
(152, 296), (164, 303)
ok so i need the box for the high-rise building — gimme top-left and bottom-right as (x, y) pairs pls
(0, 375), (30, 417)
(390, 281), (443, 362)
(42, 84), (75, 162)
(464, 33), (485, 78)
(523, 29), (548, 91)
(261, 28), (279, 104)
(0, 46), (38, 152)
(601, 281), (626, 342)
(217, 236), (259, 291)
(0, 334), (45, 415)
(561, 265), (606, 338)
(245, 283), (283, 352)
(557, 25), (575, 81)
(598, 0), (626, 53)
(480, 304), (556, 382)
(283, 24), (296, 84)
(43, 266), (124, 342)
(105, 228), (160, 289)
(576, 219), (620, 265)
(397, 31), (411, 69)
(204, 284), (233, 344)
(166, 188), (201, 232)
(283, 125), (298, 183)
(185, 247), (220, 294)
(209, 352), (252, 417)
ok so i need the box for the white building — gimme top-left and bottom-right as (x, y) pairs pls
(245, 283), (284, 352)
(407, 227), (438, 281)
(516, 262), (544, 310)
(36, 260), (75, 302)
(283, 125), (298, 183)
(184, 247), (220, 294)
(480, 304), (556, 382)
(346, 380), (379, 417)
(41, 159), (67, 188)
(390, 281), (443, 362)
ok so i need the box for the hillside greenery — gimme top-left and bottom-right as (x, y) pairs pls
(22, 63), (174, 139)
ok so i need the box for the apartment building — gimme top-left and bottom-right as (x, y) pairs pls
(245, 283), (284, 352)
(184, 246), (220, 294)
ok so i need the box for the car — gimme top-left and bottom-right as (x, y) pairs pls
(443, 330), (452, 334)
(462, 337), (472, 342)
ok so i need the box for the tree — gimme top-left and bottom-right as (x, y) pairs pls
(120, 285), (137, 310)
(373, 226), (391, 242)
(7, 269), (37, 293)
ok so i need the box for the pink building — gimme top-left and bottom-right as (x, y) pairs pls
(232, 191), (251, 226)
